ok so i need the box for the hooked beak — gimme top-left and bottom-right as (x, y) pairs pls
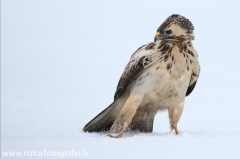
(154, 31), (161, 42)
(154, 36), (161, 42)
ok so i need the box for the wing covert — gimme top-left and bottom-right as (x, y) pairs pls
(114, 43), (159, 100)
(186, 62), (200, 96)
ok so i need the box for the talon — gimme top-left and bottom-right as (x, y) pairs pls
(106, 127), (126, 138)
(174, 127), (179, 135)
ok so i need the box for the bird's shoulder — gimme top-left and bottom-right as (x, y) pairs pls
(130, 42), (162, 58)
(114, 42), (161, 100)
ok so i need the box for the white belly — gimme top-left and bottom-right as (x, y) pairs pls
(130, 58), (191, 112)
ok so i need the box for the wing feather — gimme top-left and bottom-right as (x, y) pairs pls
(186, 58), (200, 96)
(114, 43), (159, 100)
(186, 80), (197, 96)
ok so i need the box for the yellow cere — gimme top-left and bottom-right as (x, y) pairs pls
(155, 31), (160, 36)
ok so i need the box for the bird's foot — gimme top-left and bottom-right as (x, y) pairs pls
(174, 127), (179, 135)
(106, 127), (126, 138)
(170, 126), (179, 135)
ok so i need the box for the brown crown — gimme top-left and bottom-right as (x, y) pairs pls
(157, 14), (194, 35)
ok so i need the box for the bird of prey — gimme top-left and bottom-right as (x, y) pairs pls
(83, 14), (200, 138)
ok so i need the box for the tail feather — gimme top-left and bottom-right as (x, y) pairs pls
(130, 111), (156, 132)
(83, 99), (126, 132)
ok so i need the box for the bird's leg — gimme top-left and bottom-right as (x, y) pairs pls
(107, 124), (126, 138)
(168, 99), (184, 135)
(107, 94), (144, 138)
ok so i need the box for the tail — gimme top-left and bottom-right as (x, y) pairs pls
(129, 110), (156, 133)
(83, 99), (126, 132)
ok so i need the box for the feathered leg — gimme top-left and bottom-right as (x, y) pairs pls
(168, 98), (185, 135)
(107, 94), (144, 138)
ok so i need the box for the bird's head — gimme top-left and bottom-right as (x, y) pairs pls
(154, 14), (194, 42)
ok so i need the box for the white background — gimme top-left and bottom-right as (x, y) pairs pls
(1, 0), (240, 158)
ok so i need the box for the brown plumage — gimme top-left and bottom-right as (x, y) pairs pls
(83, 14), (200, 138)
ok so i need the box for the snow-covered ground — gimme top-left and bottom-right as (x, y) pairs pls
(2, 1), (240, 158)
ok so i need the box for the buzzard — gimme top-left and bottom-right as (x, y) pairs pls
(83, 14), (200, 138)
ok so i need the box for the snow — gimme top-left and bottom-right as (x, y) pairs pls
(1, 0), (240, 158)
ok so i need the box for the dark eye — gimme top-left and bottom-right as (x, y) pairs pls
(166, 30), (172, 34)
